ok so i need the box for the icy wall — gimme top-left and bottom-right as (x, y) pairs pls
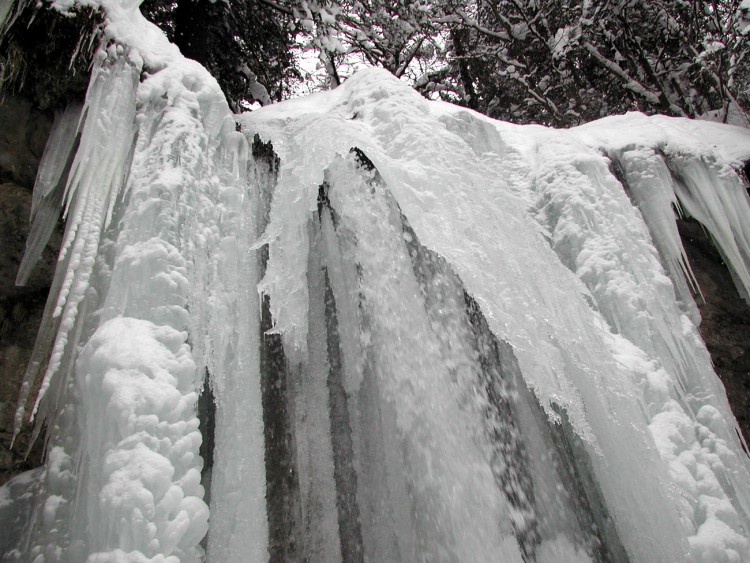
(3, 1), (750, 562)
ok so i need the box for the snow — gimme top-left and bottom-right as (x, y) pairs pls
(75, 317), (208, 561)
(572, 111), (750, 166)
(5, 0), (750, 561)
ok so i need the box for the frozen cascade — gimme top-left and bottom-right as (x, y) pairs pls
(244, 69), (750, 560)
(3, 2), (750, 561)
(3, 3), (266, 558)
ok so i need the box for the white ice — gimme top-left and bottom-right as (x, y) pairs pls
(244, 69), (750, 561)
(7, 1), (264, 560)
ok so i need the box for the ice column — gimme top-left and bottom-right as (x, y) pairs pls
(530, 139), (750, 559)
(6, 39), (268, 560)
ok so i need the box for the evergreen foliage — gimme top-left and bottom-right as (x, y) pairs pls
(4, 0), (748, 124)
(248, 0), (750, 126)
(141, 0), (300, 109)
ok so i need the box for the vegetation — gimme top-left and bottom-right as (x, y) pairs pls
(0, 1), (100, 110)
(2, 0), (749, 124)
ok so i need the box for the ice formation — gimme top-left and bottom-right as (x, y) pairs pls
(3, 1), (750, 562)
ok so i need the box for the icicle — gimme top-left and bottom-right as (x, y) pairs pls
(323, 154), (519, 562)
(666, 154), (750, 305)
(296, 218), (343, 562)
(60, 49), (138, 234)
(244, 70), (740, 561)
(614, 147), (703, 319)
(9, 4), (750, 556)
(12, 47), (139, 444)
(15, 104), (81, 287)
(0, 0), (30, 37)
(529, 136), (750, 558)
(31, 104), (83, 220)
(200, 128), (268, 563)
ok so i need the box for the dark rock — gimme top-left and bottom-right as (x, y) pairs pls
(0, 96), (58, 484)
(0, 2), (99, 112)
(0, 96), (53, 188)
(0, 181), (58, 484)
(0, 292), (47, 485)
(678, 218), (750, 445)
(0, 182), (61, 298)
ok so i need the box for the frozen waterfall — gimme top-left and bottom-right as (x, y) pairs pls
(3, 3), (750, 562)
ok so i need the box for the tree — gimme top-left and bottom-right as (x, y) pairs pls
(16, 0), (746, 125)
(141, 0), (301, 109)
(411, 0), (750, 126)
(334, 0), (446, 82)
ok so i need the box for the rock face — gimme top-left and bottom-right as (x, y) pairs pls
(680, 218), (750, 446)
(0, 96), (52, 188)
(0, 182), (59, 297)
(0, 1), (97, 483)
(0, 97), (55, 484)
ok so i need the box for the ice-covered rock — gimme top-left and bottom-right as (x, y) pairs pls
(3, 1), (750, 562)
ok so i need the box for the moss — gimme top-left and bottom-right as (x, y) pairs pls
(0, 1), (102, 110)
